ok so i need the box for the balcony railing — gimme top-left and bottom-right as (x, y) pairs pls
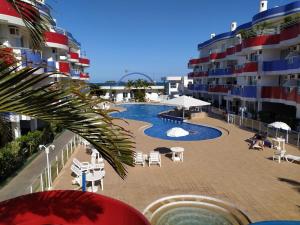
(230, 86), (257, 98)
(58, 62), (70, 74)
(44, 31), (68, 47)
(242, 34), (280, 49)
(210, 51), (227, 60)
(188, 72), (208, 78)
(21, 49), (42, 67)
(208, 68), (233, 76)
(261, 86), (300, 104)
(208, 85), (231, 93)
(263, 56), (300, 72)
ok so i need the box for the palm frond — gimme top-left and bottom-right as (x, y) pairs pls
(0, 63), (135, 178)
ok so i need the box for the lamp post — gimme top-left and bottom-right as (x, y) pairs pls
(239, 106), (247, 126)
(39, 144), (55, 190)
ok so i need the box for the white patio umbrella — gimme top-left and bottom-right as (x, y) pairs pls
(162, 95), (211, 119)
(268, 121), (291, 143)
(167, 127), (189, 137)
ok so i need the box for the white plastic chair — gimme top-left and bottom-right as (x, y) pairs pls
(73, 158), (90, 171)
(71, 164), (85, 186)
(134, 152), (145, 167)
(148, 152), (161, 167)
(273, 150), (286, 163)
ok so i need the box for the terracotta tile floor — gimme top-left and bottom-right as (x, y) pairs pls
(54, 116), (300, 222)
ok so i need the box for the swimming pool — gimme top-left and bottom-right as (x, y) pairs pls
(113, 104), (222, 141)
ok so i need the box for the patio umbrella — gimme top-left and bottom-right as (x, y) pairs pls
(0, 190), (150, 225)
(167, 127), (189, 137)
(162, 95), (211, 119)
(268, 121), (291, 143)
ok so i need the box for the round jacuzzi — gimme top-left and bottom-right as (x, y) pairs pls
(143, 195), (251, 225)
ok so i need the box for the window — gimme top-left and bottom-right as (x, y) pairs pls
(9, 26), (20, 36)
(170, 83), (177, 89)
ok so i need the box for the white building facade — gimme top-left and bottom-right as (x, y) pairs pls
(187, 0), (300, 126)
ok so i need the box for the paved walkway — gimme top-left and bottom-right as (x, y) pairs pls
(54, 116), (300, 222)
(0, 130), (75, 202)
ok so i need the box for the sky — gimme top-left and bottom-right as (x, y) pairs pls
(48, 0), (295, 83)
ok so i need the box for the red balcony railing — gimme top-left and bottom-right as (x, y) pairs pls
(210, 52), (227, 60)
(69, 52), (79, 60)
(44, 32), (68, 46)
(208, 85), (231, 93)
(280, 23), (300, 41)
(226, 47), (236, 55)
(58, 62), (70, 74)
(188, 71), (208, 78)
(242, 34), (280, 48)
(235, 44), (242, 52)
(79, 58), (90, 66)
(188, 57), (209, 66)
(243, 62), (258, 72)
(80, 72), (90, 79)
(0, 0), (36, 20)
(261, 86), (300, 104)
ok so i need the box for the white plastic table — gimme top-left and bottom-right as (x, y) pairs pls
(86, 170), (105, 192)
(170, 147), (184, 162)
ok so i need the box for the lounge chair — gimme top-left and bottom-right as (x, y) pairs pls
(285, 154), (300, 163)
(148, 152), (161, 167)
(272, 149), (286, 163)
(71, 164), (84, 186)
(73, 158), (90, 171)
(252, 140), (264, 151)
(134, 152), (145, 167)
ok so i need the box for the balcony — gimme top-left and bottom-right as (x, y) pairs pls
(242, 34), (280, 49)
(188, 57), (209, 67)
(241, 86), (257, 98)
(71, 70), (80, 79)
(58, 62), (70, 74)
(190, 84), (208, 92)
(280, 23), (300, 42)
(261, 86), (300, 104)
(44, 31), (69, 50)
(210, 52), (227, 60)
(263, 56), (300, 74)
(208, 68), (233, 76)
(21, 49), (42, 67)
(78, 58), (90, 67)
(235, 44), (242, 53)
(68, 52), (79, 62)
(235, 62), (258, 74)
(208, 85), (230, 93)
(80, 72), (90, 80)
(188, 72), (208, 78)
(0, 0), (35, 26)
(226, 47), (236, 55)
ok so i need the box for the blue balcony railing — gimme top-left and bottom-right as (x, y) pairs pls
(230, 86), (257, 98)
(71, 70), (80, 78)
(45, 61), (56, 72)
(242, 86), (257, 98)
(208, 68), (233, 76)
(263, 56), (300, 71)
(21, 49), (42, 68)
(193, 84), (208, 91)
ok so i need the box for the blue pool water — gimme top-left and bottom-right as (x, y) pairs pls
(113, 104), (222, 141)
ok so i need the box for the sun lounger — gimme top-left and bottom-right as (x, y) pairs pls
(73, 158), (90, 171)
(134, 152), (145, 167)
(148, 152), (161, 167)
(285, 154), (300, 163)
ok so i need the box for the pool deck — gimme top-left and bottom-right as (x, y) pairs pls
(53, 115), (300, 222)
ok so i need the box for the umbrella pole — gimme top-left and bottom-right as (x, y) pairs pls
(182, 108), (185, 120)
(276, 128), (278, 138)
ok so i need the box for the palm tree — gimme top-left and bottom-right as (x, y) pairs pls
(0, 0), (135, 178)
(125, 80), (135, 100)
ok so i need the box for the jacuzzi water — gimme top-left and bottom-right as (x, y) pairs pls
(112, 104), (222, 141)
(143, 195), (251, 225)
(155, 206), (232, 225)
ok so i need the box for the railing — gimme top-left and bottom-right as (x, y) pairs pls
(261, 86), (300, 104)
(263, 56), (300, 72)
(26, 134), (82, 193)
(208, 68), (233, 76)
(208, 107), (300, 149)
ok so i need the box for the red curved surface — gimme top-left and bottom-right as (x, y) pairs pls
(0, 190), (150, 225)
